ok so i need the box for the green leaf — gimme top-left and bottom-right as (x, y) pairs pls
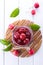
(0, 39), (10, 45)
(30, 24), (40, 31)
(10, 8), (19, 17)
(3, 44), (12, 51)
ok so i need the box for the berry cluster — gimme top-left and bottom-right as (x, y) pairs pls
(8, 25), (35, 56)
(13, 27), (31, 45)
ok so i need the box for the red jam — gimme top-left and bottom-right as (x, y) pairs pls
(12, 26), (33, 46)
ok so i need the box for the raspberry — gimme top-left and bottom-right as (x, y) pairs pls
(20, 33), (26, 40)
(14, 32), (20, 39)
(17, 39), (21, 44)
(28, 49), (34, 55)
(24, 38), (29, 44)
(34, 3), (39, 8)
(8, 24), (14, 30)
(31, 10), (36, 15)
(12, 50), (19, 56)
(19, 27), (27, 33)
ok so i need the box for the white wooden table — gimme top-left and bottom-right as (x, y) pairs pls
(0, 0), (43, 65)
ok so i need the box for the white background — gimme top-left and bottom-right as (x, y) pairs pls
(0, 0), (43, 65)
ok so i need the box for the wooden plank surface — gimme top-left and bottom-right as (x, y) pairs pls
(5, 0), (19, 65)
(0, 0), (4, 65)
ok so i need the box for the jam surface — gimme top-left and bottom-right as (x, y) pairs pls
(12, 26), (32, 46)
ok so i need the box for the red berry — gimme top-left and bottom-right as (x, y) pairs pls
(20, 33), (26, 40)
(26, 32), (31, 37)
(24, 38), (29, 44)
(19, 27), (26, 33)
(28, 49), (34, 55)
(14, 32), (20, 39)
(12, 50), (19, 56)
(31, 10), (36, 15)
(8, 24), (14, 30)
(34, 3), (39, 8)
(17, 39), (21, 44)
